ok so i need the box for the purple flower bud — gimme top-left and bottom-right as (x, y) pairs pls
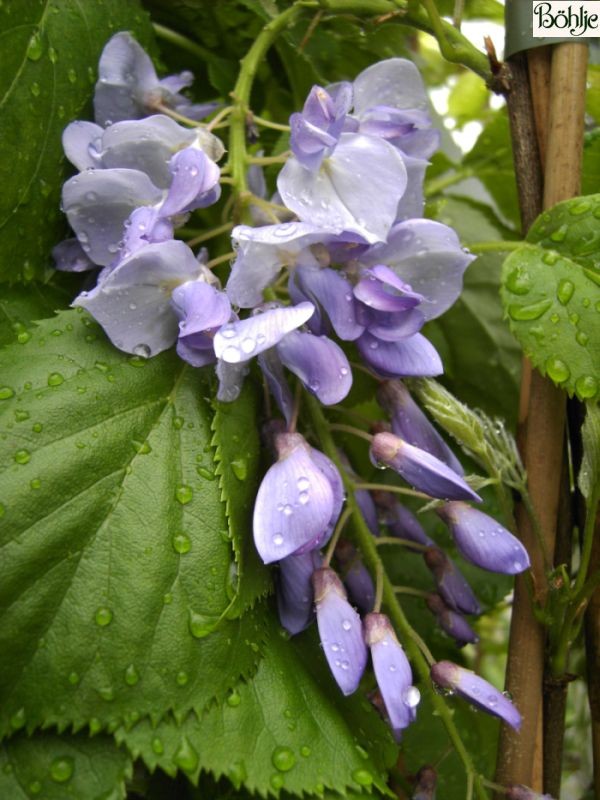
(377, 380), (463, 475)
(335, 540), (374, 614)
(290, 84), (352, 171)
(365, 613), (420, 739)
(277, 550), (322, 635)
(430, 660), (522, 730)
(370, 432), (481, 503)
(374, 492), (433, 547)
(253, 433), (343, 563)
(436, 502), (531, 575)
(412, 765), (437, 800)
(313, 568), (367, 695)
(423, 547), (481, 616)
(425, 593), (478, 646)
(506, 785), (554, 800)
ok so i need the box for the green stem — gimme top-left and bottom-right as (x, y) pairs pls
(228, 4), (305, 198)
(353, 481), (431, 501)
(424, 167), (475, 197)
(152, 22), (215, 62)
(464, 240), (524, 255)
(376, 536), (427, 552)
(572, 489), (600, 598)
(305, 393), (490, 800)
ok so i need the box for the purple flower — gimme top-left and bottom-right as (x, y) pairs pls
(506, 786), (554, 800)
(375, 493), (433, 547)
(253, 433), (343, 563)
(378, 380), (463, 475)
(430, 660), (522, 730)
(423, 547), (481, 616)
(425, 593), (479, 647)
(94, 32), (217, 126)
(370, 432), (481, 502)
(277, 550), (322, 635)
(357, 332), (443, 378)
(171, 279), (232, 367)
(290, 83), (353, 170)
(436, 502), (531, 575)
(354, 265), (425, 340)
(313, 567), (367, 695)
(411, 766), (437, 800)
(364, 612), (420, 739)
(52, 238), (96, 273)
(335, 540), (375, 614)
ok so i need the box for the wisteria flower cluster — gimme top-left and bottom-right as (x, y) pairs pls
(55, 31), (531, 745)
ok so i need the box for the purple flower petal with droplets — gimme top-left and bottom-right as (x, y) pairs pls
(308, 447), (345, 539)
(258, 349), (295, 427)
(52, 238), (96, 273)
(277, 550), (322, 635)
(357, 332), (442, 378)
(378, 380), (464, 475)
(313, 568), (367, 695)
(357, 107), (438, 159)
(290, 114), (337, 171)
(423, 547), (481, 615)
(73, 240), (202, 356)
(353, 265), (424, 312)
(370, 432), (481, 502)
(336, 540), (374, 614)
(278, 133), (408, 244)
(62, 168), (163, 267)
(253, 434), (337, 563)
(436, 502), (531, 575)
(353, 59), (429, 115)
(160, 147), (221, 217)
(425, 593), (479, 646)
(365, 613), (419, 738)
(171, 280), (232, 368)
(292, 265), (364, 340)
(276, 330), (352, 405)
(357, 306), (424, 343)
(214, 302), (314, 364)
(395, 155), (429, 221)
(216, 359), (248, 403)
(290, 83), (352, 170)
(62, 120), (103, 170)
(431, 661), (522, 730)
(360, 220), (474, 321)
(120, 206), (174, 260)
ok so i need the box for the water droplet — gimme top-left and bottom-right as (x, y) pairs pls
(549, 223), (568, 242)
(95, 606), (113, 626)
(0, 386), (14, 400)
(297, 476), (310, 492)
(175, 485), (193, 505)
(342, 619), (352, 631)
(545, 357), (570, 384)
(271, 746), (296, 772)
(241, 337), (255, 354)
(14, 449), (31, 465)
(172, 532), (191, 554)
(133, 343), (151, 359)
(270, 774), (284, 790)
(172, 415), (184, 430)
(32, 423), (42, 433)
(50, 757), (74, 783)
(222, 345), (241, 363)
(30, 82), (41, 97)
(556, 278), (574, 305)
(272, 533), (284, 546)
(176, 670), (189, 686)
(132, 439), (151, 454)
(403, 685), (421, 707)
(124, 664), (139, 686)
(300, 745), (311, 757)
(352, 768), (374, 787)
(28, 780), (42, 795)
(188, 610), (217, 639)
(173, 737), (199, 773)
(14, 409), (30, 422)
(152, 736), (164, 755)
(542, 251), (559, 266)
(67, 68), (77, 83)
(231, 458), (247, 481)
(47, 372), (64, 386)
(505, 266), (532, 295)
(569, 199), (591, 215)
(10, 707), (26, 730)
(227, 691), (241, 707)
(576, 331), (589, 346)
(26, 31), (43, 61)
(575, 375), (598, 399)
(17, 330), (31, 344)
(30, 478), (41, 490)
(68, 671), (79, 685)
(48, 46), (58, 64)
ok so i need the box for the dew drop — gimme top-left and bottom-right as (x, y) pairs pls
(300, 745), (311, 757)
(0, 386), (14, 400)
(188, 610), (217, 639)
(175, 485), (193, 505)
(575, 375), (598, 399)
(507, 299), (552, 321)
(133, 343), (151, 359)
(176, 670), (189, 686)
(352, 768), (374, 787)
(30, 82), (41, 97)
(505, 266), (531, 295)
(172, 415), (184, 430)
(50, 757), (74, 783)
(222, 345), (241, 363)
(549, 223), (568, 242)
(14, 409), (30, 422)
(172, 532), (191, 554)
(227, 691), (242, 707)
(14, 449), (31, 465)
(30, 478), (41, 490)
(197, 465), (215, 480)
(545, 357), (570, 384)
(173, 736), (199, 773)
(95, 606), (113, 627)
(26, 31), (43, 61)
(231, 458), (247, 481)
(576, 331), (589, 346)
(556, 278), (574, 305)
(68, 671), (79, 685)
(124, 663), (139, 686)
(271, 746), (296, 772)
(272, 533), (284, 546)
(67, 68), (77, 83)
(570, 199), (591, 215)
(48, 46), (58, 64)
(241, 337), (256, 354)
(28, 780), (42, 795)
(10, 707), (26, 730)
(342, 619), (352, 631)
(403, 685), (421, 708)
(270, 774), (284, 790)
(297, 476), (310, 492)
(47, 372), (64, 386)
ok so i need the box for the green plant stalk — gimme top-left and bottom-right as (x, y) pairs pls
(305, 393), (490, 800)
(153, 22), (215, 62)
(228, 4), (305, 198)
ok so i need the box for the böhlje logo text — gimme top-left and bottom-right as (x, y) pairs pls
(533, 1), (600, 36)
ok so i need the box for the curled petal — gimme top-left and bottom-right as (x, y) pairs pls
(357, 332), (442, 378)
(160, 147), (221, 217)
(276, 330), (352, 405)
(277, 550), (322, 635)
(365, 613), (419, 737)
(437, 502), (531, 575)
(253, 439), (335, 563)
(370, 432), (480, 502)
(354, 265), (423, 312)
(431, 661), (522, 730)
(73, 240), (202, 356)
(62, 168), (163, 266)
(171, 281), (232, 368)
(214, 302), (314, 364)
(62, 120), (103, 170)
(313, 568), (367, 695)
(216, 359), (248, 403)
(52, 238), (96, 273)
(336, 541), (374, 614)
(258, 349), (295, 427)
(293, 265), (364, 341)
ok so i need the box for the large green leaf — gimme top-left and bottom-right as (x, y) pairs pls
(116, 613), (397, 798)
(0, 309), (268, 735)
(0, 730), (132, 799)
(0, 283), (71, 347)
(500, 195), (600, 402)
(428, 196), (522, 426)
(0, 0), (153, 283)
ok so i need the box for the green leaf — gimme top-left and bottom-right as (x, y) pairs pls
(116, 613), (397, 798)
(500, 195), (600, 402)
(579, 404), (600, 502)
(0, 310), (267, 735)
(0, 283), (71, 347)
(447, 71), (488, 128)
(0, 730), (132, 799)
(428, 196), (522, 425)
(0, 0), (153, 283)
